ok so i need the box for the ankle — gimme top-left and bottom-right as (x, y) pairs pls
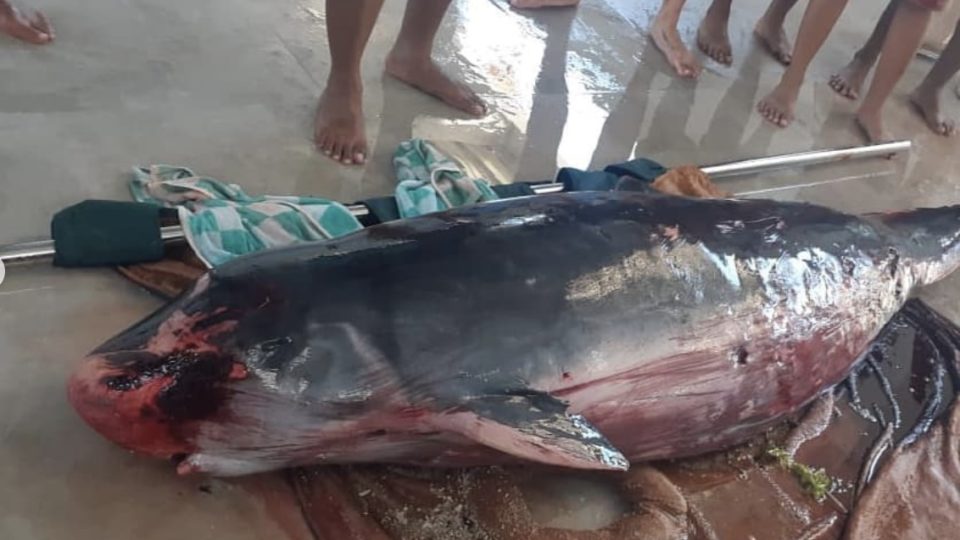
(758, 10), (786, 29)
(852, 50), (878, 67)
(386, 52), (436, 79)
(707, 2), (732, 19)
(325, 71), (363, 93)
(388, 39), (432, 64)
(913, 82), (940, 99)
(777, 73), (803, 96)
(653, 8), (681, 28)
(856, 105), (881, 119)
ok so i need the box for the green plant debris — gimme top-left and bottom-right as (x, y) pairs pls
(767, 447), (834, 502)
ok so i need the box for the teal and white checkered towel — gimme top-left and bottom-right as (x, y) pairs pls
(130, 165), (363, 267)
(394, 139), (499, 218)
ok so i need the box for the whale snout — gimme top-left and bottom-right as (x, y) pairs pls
(68, 351), (194, 459)
(68, 346), (247, 459)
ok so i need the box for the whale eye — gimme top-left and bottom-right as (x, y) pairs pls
(734, 346), (749, 366)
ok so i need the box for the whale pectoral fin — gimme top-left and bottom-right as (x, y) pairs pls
(432, 391), (628, 471)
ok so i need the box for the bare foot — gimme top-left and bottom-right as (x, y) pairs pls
(385, 51), (486, 117)
(697, 7), (732, 65)
(909, 87), (955, 137)
(509, 0), (579, 8)
(0, 1), (53, 44)
(855, 109), (891, 143)
(757, 84), (798, 128)
(754, 15), (792, 66)
(829, 56), (871, 100)
(314, 77), (367, 165)
(650, 19), (702, 78)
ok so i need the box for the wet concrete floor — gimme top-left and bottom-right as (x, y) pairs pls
(1, 0), (958, 537)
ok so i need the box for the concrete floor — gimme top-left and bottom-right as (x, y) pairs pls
(1, 0), (959, 538)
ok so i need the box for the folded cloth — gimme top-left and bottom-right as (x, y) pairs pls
(556, 158), (666, 192)
(130, 165), (362, 267)
(50, 199), (168, 268)
(393, 139), (500, 219)
(362, 183), (538, 225)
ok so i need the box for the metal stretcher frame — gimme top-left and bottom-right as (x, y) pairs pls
(0, 140), (912, 265)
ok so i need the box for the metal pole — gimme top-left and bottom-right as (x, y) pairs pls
(0, 141), (911, 265)
(0, 238), (57, 263)
(700, 140), (910, 178)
